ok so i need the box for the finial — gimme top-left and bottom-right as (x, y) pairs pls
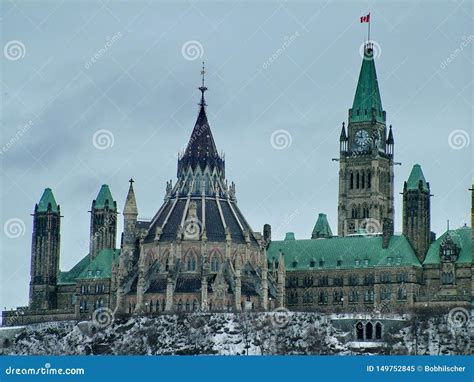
(129, 178), (134, 185)
(198, 61), (207, 107)
(447, 219), (450, 231)
(342, 122), (345, 128)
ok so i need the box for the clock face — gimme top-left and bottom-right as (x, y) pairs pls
(355, 129), (370, 147)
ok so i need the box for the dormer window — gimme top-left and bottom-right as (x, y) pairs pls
(440, 234), (459, 262)
(319, 259), (324, 267)
(309, 260), (315, 268)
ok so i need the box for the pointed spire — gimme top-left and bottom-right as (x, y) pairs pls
(94, 184), (116, 210)
(312, 213), (333, 239)
(350, 42), (385, 124)
(124, 178), (138, 216)
(339, 122), (347, 141)
(177, 63), (225, 177)
(387, 124), (394, 144)
(37, 188), (59, 213)
(406, 164), (429, 192)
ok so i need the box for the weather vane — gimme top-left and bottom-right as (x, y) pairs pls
(199, 61), (207, 106)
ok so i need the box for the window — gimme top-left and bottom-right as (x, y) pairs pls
(187, 256), (196, 271)
(318, 276), (328, 287)
(364, 259), (369, 267)
(396, 272), (408, 283)
(336, 260), (342, 267)
(364, 288), (374, 303)
(441, 272), (454, 285)
(380, 287), (391, 301)
(355, 259), (360, 267)
(185, 300), (190, 311)
(333, 276), (344, 287)
(177, 299), (183, 311)
(381, 272), (391, 283)
(95, 270), (101, 276)
(367, 171), (371, 188)
(349, 289), (359, 304)
(303, 291), (313, 304)
(319, 259), (325, 267)
(351, 205), (358, 219)
(333, 290), (343, 305)
(318, 290), (328, 305)
(309, 260), (315, 268)
(364, 274), (374, 286)
(288, 290), (298, 304)
(356, 172), (360, 189)
(375, 323), (382, 340)
(303, 276), (313, 287)
(350, 172), (354, 189)
(365, 322), (373, 340)
(397, 287), (407, 300)
(211, 256), (220, 272)
(292, 261), (298, 268)
(193, 299), (198, 311)
(349, 274), (359, 286)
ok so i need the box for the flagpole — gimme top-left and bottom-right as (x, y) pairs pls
(368, 16), (371, 42)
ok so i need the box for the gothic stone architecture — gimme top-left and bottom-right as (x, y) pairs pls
(2, 42), (472, 327)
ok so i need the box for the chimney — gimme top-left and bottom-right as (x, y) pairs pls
(263, 224), (271, 244)
(382, 218), (393, 249)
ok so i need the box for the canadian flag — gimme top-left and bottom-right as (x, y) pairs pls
(360, 13), (370, 23)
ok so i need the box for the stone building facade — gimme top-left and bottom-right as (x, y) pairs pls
(1, 41), (472, 327)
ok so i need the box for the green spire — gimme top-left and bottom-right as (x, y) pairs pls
(312, 213), (333, 239)
(406, 164), (429, 192)
(37, 188), (59, 213)
(94, 184), (116, 210)
(350, 43), (385, 124)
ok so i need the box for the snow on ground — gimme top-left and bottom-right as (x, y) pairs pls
(2, 312), (470, 356)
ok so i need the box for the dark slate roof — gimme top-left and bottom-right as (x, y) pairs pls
(136, 220), (151, 229)
(175, 274), (202, 293)
(143, 197), (257, 245)
(177, 104), (224, 177)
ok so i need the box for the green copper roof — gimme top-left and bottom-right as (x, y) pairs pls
(312, 213), (333, 239)
(37, 188), (59, 213)
(76, 249), (120, 280)
(285, 232), (296, 240)
(406, 164), (429, 192)
(57, 254), (90, 285)
(94, 184), (116, 210)
(267, 234), (421, 270)
(350, 44), (385, 124)
(424, 226), (472, 265)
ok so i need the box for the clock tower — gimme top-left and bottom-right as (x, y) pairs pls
(337, 42), (394, 236)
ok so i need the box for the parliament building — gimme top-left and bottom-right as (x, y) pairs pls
(2, 41), (472, 327)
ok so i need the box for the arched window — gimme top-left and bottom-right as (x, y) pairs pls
(350, 172), (354, 189)
(356, 172), (360, 189)
(161, 300), (166, 312)
(367, 170), (371, 188)
(351, 205), (358, 219)
(397, 288), (407, 300)
(185, 299), (190, 311)
(186, 255), (196, 271)
(349, 289), (358, 303)
(211, 256), (220, 272)
(362, 204), (369, 218)
(375, 323), (382, 340)
(356, 322), (364, 340)
(303, 291), (313, 304)
(365, 322), (373, 340)
(361, 171), (365, 188)
(193, 299), (198, 311)
(177, 299), (183, 311)
(441, 272), (454, 285)
(165, 257), (170, 271)
(149, 300), (153, 312)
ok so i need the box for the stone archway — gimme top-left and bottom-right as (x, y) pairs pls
(356, 321), (364, 340)
(365, 322), (373, 340)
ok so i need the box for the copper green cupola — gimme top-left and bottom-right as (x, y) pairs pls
(37, 188), (59, 213)
(349, 42), (386, 124)
(312, 213), (333, 239)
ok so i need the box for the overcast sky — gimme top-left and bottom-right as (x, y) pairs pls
(1, 1), (472, 310)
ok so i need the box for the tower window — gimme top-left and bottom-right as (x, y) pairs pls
(367, 171), (371, 188)
(356, 172), (360, 189)
(350, 173), (354, 189)
(357, 109), (360, 116)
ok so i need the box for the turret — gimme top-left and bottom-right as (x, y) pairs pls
(339, 122), (348, 152)
(311, 213), (333, 239)
(89, 184), (117, 260)
(402, 164), (431, 262)
(123, 179), (138, 246)
(29, 188), (61, 310)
